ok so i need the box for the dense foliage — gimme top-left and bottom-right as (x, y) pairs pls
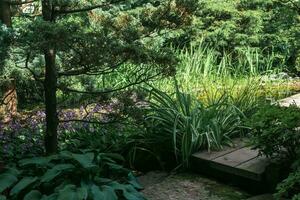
(275, 167), (300, 200)
(249, 105), (300, 160)
(249, 105), (300, 199)
(185, 0), (300, 73)
(0, 150), (144, 200)
(1, 0), (300, 199)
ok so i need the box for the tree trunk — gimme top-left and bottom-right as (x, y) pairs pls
(42, 0), (58, 154)
(0, 0), (18, 120)
(0, 0), (12, 27)
(44, 48), (58, 154)
(1, 79), (17, 121)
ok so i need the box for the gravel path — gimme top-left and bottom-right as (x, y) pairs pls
(138, 172), (251, 200)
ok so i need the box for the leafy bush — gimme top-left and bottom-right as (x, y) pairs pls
(189, 0), (299, 72)
(0, 150), (145, 200)
(248, 104), (300, 160)
(248, 104), (300, 199)
(146, 81), (244, 167)
(274, 166), (300, 200)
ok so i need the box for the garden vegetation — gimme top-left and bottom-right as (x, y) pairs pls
(0, 0), (300, 199)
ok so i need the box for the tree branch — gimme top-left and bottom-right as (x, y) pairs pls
(58, 60), (126, 77)
(56, 2), (111, 15)
(59, 118), (119, 125)
(57, 72), (161, 95)
(8, 0), (38, 5)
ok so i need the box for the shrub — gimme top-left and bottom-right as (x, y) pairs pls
(0, 150), (144, 200)
(248, 104), (300, 199)
(248, 104), (300, 160)
(274, 166), (300, 200)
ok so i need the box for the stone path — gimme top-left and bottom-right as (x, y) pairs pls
(139, 172), (250, 200)
(139, 172), (274, 200)
(278, 93), (300, 107)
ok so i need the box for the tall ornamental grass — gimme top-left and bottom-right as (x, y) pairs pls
(146, 81), (244, 167)
(153, 43), (288, 115)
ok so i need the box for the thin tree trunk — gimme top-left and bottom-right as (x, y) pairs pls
(44, 48), (58, 154)
(0, 0), (18, 120)
(42, 0), (58, 154)
(0, 0), (12, 27)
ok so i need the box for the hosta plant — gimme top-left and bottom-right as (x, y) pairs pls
(0, 150), (145, 200)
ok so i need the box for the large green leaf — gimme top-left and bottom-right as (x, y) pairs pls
(91, 185), (104, 199)
(0, 195), (7, 200)
(40, 193), (58, 200)
(41, 164), (75, 183)
(57, 184), (77, 200)
(5, 168), (20, 177)
(76, 187), (88, 200)
(19, 156), (54, 167)
(99, 153), (125, 162)
(56, 184), (88, 200)
(100, 186), (118, 200)
(109, 182), (145, 200)
(61, 151), (96, 169)
(91, 184), (118, 200)
(10, 176), (38, 196)
(24, 190), (42, 200)
(72, 153), (96, 169)
(128, 172), (143, 190)
(122, 185), (145, 200)
(0, 173), (18, 193)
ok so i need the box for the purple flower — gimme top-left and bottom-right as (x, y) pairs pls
(9, 120), (22, 133)
(36, 110), (46, 118)
(92, 104), (102, 113)
(79, 106), (85, 117)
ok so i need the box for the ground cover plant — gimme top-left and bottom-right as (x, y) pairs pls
(0, 150), (144, 200)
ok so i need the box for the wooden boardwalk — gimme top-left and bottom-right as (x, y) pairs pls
(191, 93), (300, 193)
(191, 139), (270, 182)
(191, 139), (274, 193)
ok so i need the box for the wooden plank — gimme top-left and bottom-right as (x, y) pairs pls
(191, 140), (271, 182)
(213, 147), (259, 167)
(237, 156), (270, 175)
(208, 161), (263, 181)
(192, 138), (247, 161)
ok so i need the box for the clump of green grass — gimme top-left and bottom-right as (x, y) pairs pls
(146, 81), (245, 167)
(152, 43), (289, 115)
(140, 44), (292, 169)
